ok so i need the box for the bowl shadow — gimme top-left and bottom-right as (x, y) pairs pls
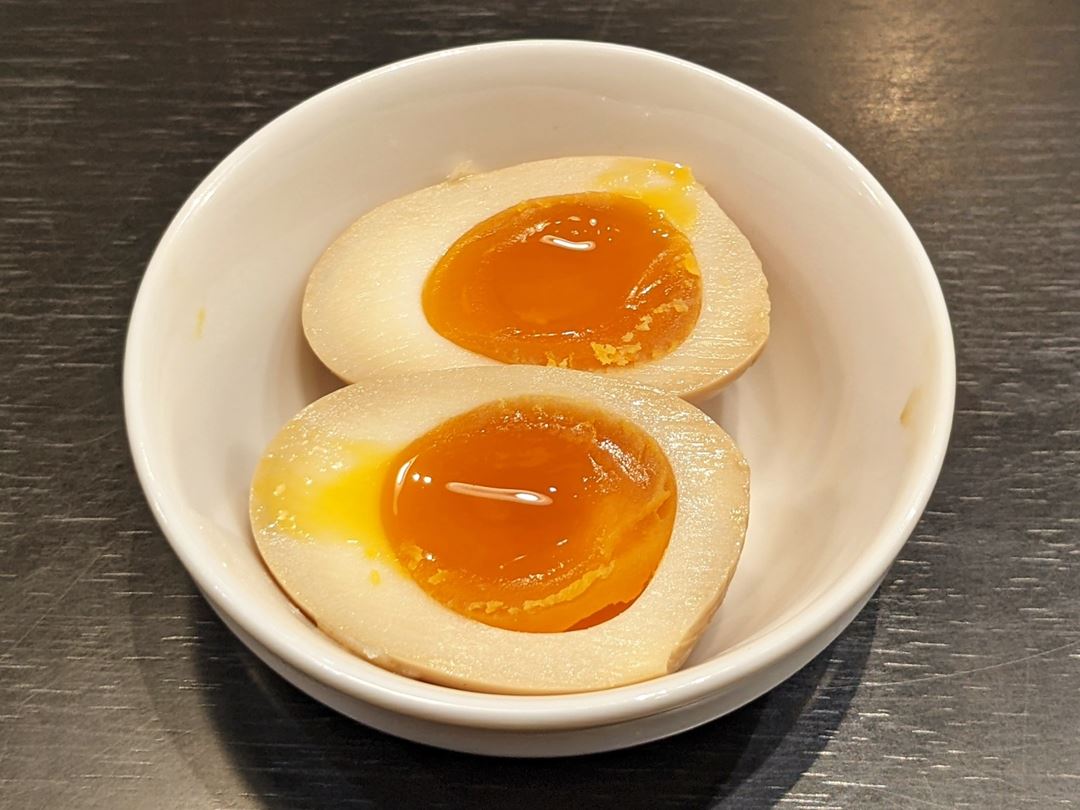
(128, 558), (877, 809)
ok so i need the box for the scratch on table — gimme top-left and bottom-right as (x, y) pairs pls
(0, 544), (111, 659)
(856, 639), (1080, 688)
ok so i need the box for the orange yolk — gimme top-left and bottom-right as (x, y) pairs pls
(422, 192), (702, 371)
(380, 397), (676, 633)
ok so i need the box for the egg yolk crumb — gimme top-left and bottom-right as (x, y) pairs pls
(381, 397), (676, 633)
(422, 166), (702, 371)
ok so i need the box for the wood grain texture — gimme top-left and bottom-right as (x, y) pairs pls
(1, 0), (1078, 807)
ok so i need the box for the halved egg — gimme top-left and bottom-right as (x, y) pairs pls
(250, 366), (750, 694)
(303, 156), (770, 399)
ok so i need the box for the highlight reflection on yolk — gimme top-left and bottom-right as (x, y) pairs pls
(381, 397), (677, 633)
(423, 171), (702, 371)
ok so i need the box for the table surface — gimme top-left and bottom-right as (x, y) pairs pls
(2, 1), (1078, 807)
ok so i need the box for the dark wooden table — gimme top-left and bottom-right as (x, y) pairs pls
(2, 1), (1078, 807)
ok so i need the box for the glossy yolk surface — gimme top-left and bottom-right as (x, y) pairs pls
(381, 397), (676, 633)
(422, 191), (702, 371)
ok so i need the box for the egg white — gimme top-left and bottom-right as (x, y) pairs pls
(302, 156), (769, 400)
(250, 366), (749, 695)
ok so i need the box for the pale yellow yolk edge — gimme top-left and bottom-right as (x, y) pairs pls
(596, 158), (699, 232)
(250, 428), (396, 567)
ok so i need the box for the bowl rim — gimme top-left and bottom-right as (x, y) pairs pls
(124, 38), (956, 733)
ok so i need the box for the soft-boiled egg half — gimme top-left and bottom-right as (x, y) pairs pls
(303, 156), (769, 399)
(250, 366), (749, 694)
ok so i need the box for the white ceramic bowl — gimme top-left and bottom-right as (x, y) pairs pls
(125, 40), (954, 757)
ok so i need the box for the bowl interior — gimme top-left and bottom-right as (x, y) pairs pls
(127, 42), (952, 719)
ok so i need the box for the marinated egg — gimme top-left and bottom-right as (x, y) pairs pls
(249, 366), (750, 694)
(302, 156), (770, 399)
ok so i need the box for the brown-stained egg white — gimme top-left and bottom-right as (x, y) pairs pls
(302, 156), (770, 400)
(250, 367), (750, 695)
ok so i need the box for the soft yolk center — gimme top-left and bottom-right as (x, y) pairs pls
(381, 397), (676, 633)
(422, 190), (702, 371)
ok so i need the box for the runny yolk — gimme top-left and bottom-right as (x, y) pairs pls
(422, 190), (702, 371)
(380, 397), (677, 633)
